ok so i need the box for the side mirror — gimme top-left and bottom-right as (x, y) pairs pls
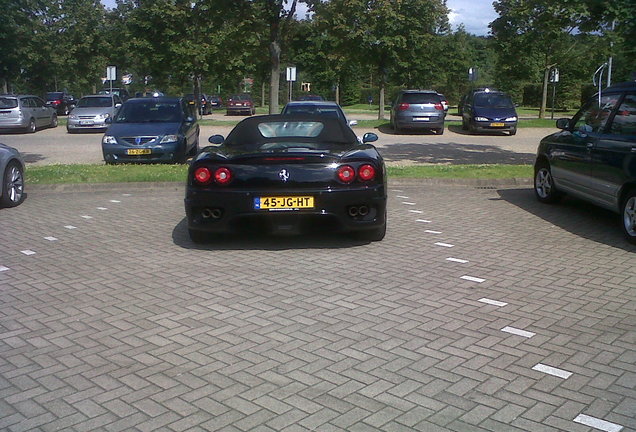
(348, 120), (358, 127)
(556, 118), (570, 130)
(362, 132), (378, 143)
(115, 103), (121, 108)
(208, 134), (224, 145)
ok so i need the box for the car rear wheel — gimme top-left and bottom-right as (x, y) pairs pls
(534, 162), (561, 203)
(621, 190), (636, 244)
(50, 114), (58, 128)
(435, 127), (444, 135)
(1, 161), (25, 208)
(27, 118), (36, 133)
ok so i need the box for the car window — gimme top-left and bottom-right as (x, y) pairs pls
(33, 97), (45, 107)
(401, 93), (439, 104)
(23, 98), (35, 108)
(77, 97), (113, 108)
(258, 121), (324, 138)
(573, 94), (620, 133)
(474, 93), (514, 108)
(0, 97), (18, 108)
(609, 93), (636, 136)
(115, 101), (182, 123)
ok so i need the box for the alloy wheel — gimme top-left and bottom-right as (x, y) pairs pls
(7, 164), (24, 204)
(535, 168), (552, 199)
(623, 196), (636, 238)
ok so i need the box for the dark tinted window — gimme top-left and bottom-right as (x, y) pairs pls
(115, 100), (183, 123)
(609, 93), (636, 136)
(46, 92), (63, 100)
(77, 97), (113, 108)
(401, 93), (440, 104)
(573, 94), (620, 133)
(474, 93), (514, 108)
(0, 97), (18, 108)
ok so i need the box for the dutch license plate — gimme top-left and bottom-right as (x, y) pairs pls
(80, 120), (94, 125)
(127, 148), (151, 155)
(490, 122), (505, 127)
(254, 196), (314, 210)
(413, 117), (430, 121)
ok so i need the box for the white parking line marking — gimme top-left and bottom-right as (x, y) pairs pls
(461, 275), (485, 283)
(478, 298), (507, 307)
(64, 225), (77, 230)
(109, 200), (121, 203)
(573, 414), (623, 432)
(391, 189), (403, 192)
(44, 237), (58, 241)
(81, 215), (93, 219)
(21, 250), (36, 256)
(396, 195), (409, 199)
(97, 207), (107, 210)
(122, 194), (132, 196)
(416, 219), (431, 223)
(425, 230), (442, 234)
(501, 326), (535, 338)
(0, 266), (9, 272)
(533, 363), (573, 379)
(435, 242), (454, 248)
(402, 202), (416, 205)
(409, 210), (423, 214)
(447, 257), (469, 263)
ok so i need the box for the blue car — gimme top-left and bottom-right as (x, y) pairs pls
(102, 97), (199, 164)
(462, 90), (518, 135)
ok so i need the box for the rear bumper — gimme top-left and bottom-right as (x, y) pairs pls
(394, 115), (444, 130)
(185, 186), (387, 235)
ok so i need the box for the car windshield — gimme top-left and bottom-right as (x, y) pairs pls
(282, 105), (345, 120)
(229, 94), (251, 101)
(401, 93), (440, 104)
(474, 93), (514, 108)
(114, 100), (182, 123)
(0, 98), (18, 108)
(46, 92), (63, 100)
(77, 97), (112, 108)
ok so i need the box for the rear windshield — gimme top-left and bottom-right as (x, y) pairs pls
(401, 93), (440, 104)
(46, 92), (63, 100)
(474, 93), (514, 108)
(77, 97), (112, 108)
(0, 98), (18, 108)
(282, 105), (345, 120)
(114, 100), (182, 123)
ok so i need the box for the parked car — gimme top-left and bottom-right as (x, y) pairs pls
(226, 94), (255, 115)
(184, 94), (211, 115)
(281, 101), (357, 127)
(437, 93), (449, 114)
(45, 92), (76, 115)
(461, 89), (518, 135)
(101, 97), (199, 164)
(534, 81), (636, 244)
(0, 94), (58, 133)
(98, 88), (130, 101)
(67, 94), (122, 133)
(185, 115), (386, 243)
(458, 87), (498, 116)
(0, 143), (26, 208)
(390, 90), (445, 134)
(208, 95), (223, 110)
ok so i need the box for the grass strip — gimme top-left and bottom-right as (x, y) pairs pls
(26, 163), (532, 185)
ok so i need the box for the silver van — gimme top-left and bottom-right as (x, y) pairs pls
(0, 95), (58, 133)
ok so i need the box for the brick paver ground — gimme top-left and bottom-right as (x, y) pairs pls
(1, 181), (634, 432)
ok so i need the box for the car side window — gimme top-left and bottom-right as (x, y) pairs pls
(573, 94), (619, 133)
(609, 93), (636, 136)
(33, 97), (45, 108)
(24, 98), (35, 108)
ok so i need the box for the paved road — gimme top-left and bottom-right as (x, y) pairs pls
(0, 115), (550, 166)
(1, 183), (634, 431)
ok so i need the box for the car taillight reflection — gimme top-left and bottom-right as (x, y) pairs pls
(398, 103), (410, 111)
(194, 167), (212, 184)
(214, 167), (232, 185)
(358, 164), (376, 181)
(434, 103), (444, 110)
(337, 165), (355, 183)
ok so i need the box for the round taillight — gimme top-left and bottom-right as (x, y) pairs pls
(398, 103), (409, 111)
(337, 165), (355, 183)
(358, 164), (376, 181)
(214, 167), (232, 185)
(194, 167), (212, 184)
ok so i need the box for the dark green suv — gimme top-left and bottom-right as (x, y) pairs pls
(534, 81), (636, 244)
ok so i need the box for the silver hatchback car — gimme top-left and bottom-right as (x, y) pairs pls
(0, 94), (58, 133)
(67, 94), (122, 133)
(390, 90), (445, 134)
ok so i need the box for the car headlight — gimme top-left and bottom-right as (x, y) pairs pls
(160, 135), (179, 143)
(69, 114), (78, 120)
(96, 113), (110, 120)
(102, 135), (117, 144)
(475, 117), (489, 122)
(505, 116), (517, 122)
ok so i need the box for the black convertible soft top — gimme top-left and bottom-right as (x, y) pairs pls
(223, 114), (358, 147)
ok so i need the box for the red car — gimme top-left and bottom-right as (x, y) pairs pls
(226, 94), (255, 116)
(45, 92), (76, 115)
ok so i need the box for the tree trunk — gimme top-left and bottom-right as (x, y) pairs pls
(540, 67), (549, 119)
(335, 81), (340, 105)
(269, 41), (281, 114)
(378, 81), (385, 120)
(261, 81), (266, 108)
(2, 78), (8, 94)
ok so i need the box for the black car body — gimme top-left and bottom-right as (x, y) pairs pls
(101, 97), (199, 164)
(185, 115), (387, 242)
(534, 81), (636, 243)
(462, 90), (518, 135)
(45, 92), (76, 115)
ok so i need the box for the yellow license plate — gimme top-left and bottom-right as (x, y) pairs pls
(490, 122), (505, 127)
(254, 196), (314, 210)
(127, 148), (152, 155)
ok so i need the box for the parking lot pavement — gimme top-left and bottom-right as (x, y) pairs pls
(1, 182), (634, 432)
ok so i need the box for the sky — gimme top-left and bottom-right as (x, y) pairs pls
(100, 0), (496, 37)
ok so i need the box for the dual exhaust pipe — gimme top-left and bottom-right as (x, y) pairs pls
(201, 208), (222, 219)
(348, 205), (369, 218)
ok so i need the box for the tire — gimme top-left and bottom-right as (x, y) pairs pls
(0, 161), (25, 208)
(469, 121), (476, 134)
(435, 127), (444, 135)
(189, 138), (199, 156)
(534, 162), (561, 203)
(621, 190), (636, 244)
(461, 118), (468, 130)
(27, 118), (36, 133)
(50, 114), (58, 128)
(509, 126), (517, 136)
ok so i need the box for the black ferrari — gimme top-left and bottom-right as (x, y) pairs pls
(185, 115), (387, 242)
